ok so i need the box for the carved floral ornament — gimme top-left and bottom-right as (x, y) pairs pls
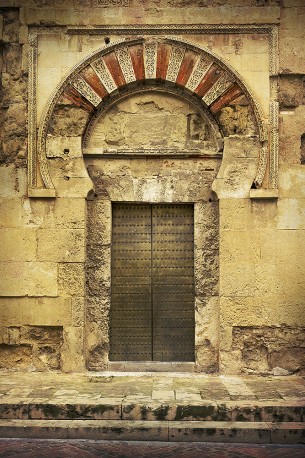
(34, 37), (269, 192)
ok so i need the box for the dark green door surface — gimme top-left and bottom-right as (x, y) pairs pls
(110, 204), (195, 362)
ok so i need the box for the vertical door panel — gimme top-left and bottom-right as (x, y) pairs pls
(152, 204), (195, 362)
(110, 203), (195, 362)
(110, 204), (152, 361)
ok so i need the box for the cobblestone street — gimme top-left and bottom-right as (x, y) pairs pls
(0, 439), (305, 458)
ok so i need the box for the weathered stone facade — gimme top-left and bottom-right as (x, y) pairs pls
(0, 0), (304, 375)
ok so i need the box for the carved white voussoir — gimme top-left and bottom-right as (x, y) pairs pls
(166, 45), (185, 83)
(202, 74), (233, 106)
(72, 76), (102, 107)
(185, 55), (213, 92)
(91, 58), (117, 94)
(115, 46), (136, 84)
(144, 42), (157, 79)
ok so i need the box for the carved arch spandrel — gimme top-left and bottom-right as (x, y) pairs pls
(36, 37), (268, 191)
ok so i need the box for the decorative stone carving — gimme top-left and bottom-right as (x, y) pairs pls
(144, 42), (157, 79)
(94, 0), (132, 6)
(254, 143), (268, 188)
(186, 56), (213, 93)
(115, 46), (136, 84)
(28, 35), (38, 189)
(269, 101), (279, 189)
(202, 74), (233, 107)
(91, 59), (117, 94)
(166, 45), (185, 83)
(66, 24), (277, 37)
(269, 26), (279, 76)
(72, 76), (102, 107)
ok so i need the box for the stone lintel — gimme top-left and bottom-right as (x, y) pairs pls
(28, 188), (56, 198)
(249, 189), (278, 199)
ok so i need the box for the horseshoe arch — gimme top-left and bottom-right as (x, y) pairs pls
(37, 36), (268, 191)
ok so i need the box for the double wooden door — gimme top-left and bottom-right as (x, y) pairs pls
(110, 203), (195, 362)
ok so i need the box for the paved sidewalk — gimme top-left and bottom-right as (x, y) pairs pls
(0, 371), (305, 405)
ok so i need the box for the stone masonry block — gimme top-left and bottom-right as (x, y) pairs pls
(279, 106), (305, 165)
(277, 198), (305, 229)
(269, 422), (305, 444)
(34, 298), (72, 326)
(276, 261), (305, 301)
(0, 403), (28, 420)
(0, 228), (37, 261)
(71, 297), (85, 327)
(280, 7), (305, 57)
(0, 166), (27, 198)
(18, 25), (28, 44)
(53, 198), (86, 229)
(58, 263), (85, 296)
(168, 421), (270, 443)
(29, 401), (121, 420)
(220, 297), (266, 327)
(37, 229), (85, 262)
(220, 230), (260, 263)
(21, 198), (86, 229)
(219, 199), (250, 231)
(49, 176), (93, 198)
(259, 295), (305, 326)
(0, 419), (68, 439)
(278, 165), (305, 198)
(278, 75), (305, 109)
(48, 158), (90, 179)
(0, 199), (22, 227)
(254, 263), (279, 297)
(0, 262), (57, 296)
(213, 139), (258, 198)
(122, 401), (217, 422)
(46, 136), (82, 158)
(272, 229), (305, 263)
(61, 327), (85, 372)
(220, 263), (255, 297)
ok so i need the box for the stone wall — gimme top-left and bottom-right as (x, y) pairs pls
(0, 0), (304, 374)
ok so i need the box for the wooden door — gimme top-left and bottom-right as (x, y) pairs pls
(110, 204), (194, 362)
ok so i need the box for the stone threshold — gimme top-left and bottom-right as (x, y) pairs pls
(0, 419), (304, 444)
(107, 362), (196, 372)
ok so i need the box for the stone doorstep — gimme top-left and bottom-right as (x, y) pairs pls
(0, 420), (304, 444)
(0, 400), (304, 422)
